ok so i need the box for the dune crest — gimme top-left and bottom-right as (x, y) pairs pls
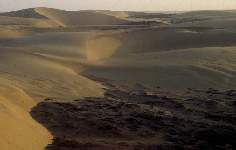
(34, 7), (66, 27)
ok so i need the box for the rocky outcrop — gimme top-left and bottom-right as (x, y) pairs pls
(31, 84), (236, 150)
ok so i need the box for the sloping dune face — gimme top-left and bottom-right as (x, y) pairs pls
(0, 78), (52, 150)
(82, 27), (236, 90)
(86, 36), (121, 62)
(0, 8), (60, 28)
(176, 10), (236, 18)
(0, 47), (105, 150)
(96, 10), (129, 19)
(1, 48), (105, 99)
(35, 7), (129, 27)
(0, 27), (25, 38)
(170, 10), (236, 29)
(85, 46), (236, 90)
(0, 8), (47, 19)
(0, 15), (58, 28)
(0, 28), (105, 150)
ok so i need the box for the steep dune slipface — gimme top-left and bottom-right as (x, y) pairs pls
(86, 36), (121, 62)
(35, 7), (129, 27)
(0, 78), (52, 150)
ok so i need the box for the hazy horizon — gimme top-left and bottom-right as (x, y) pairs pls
(1, 0), (236, 12)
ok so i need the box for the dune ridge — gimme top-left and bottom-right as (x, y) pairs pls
(34, 7), (129, 27)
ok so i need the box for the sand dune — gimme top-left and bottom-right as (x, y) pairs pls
(176, 10), (236, 18)
(0, 48), (105, 100)
(0, 77), (52, 150)
(82, 31), (236, 90)
(115, 27), (236, 53)
(1, 23), (236, 91)
(0, 47), (105, 150)
(35, 7), (129, 27)
(86, 36), (121, 62)
(1, 7), (236, 150)
(0, 8), (47, 19)
(96, 10), (129, 19)
(0, 27), (27, 38)
(0, 16), (59, 28)
(173, 17), (236, 29)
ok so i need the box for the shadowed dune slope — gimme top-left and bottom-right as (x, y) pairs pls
(80, 30), (236, 90)
(0, 27), (28, 38)
(114, 28), (236, 53)
(0, 8), (61, 28)
(0, 8), (47, 19)
(176, 10), (236, 18)
(2, 24), (235, 90)
(1, 23), (236, 90)
(0, 16), (59, 28)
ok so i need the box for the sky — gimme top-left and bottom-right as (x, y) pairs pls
(1, 0), (236, 12)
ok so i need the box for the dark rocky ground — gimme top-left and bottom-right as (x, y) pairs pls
(31, 80), (236, 150)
